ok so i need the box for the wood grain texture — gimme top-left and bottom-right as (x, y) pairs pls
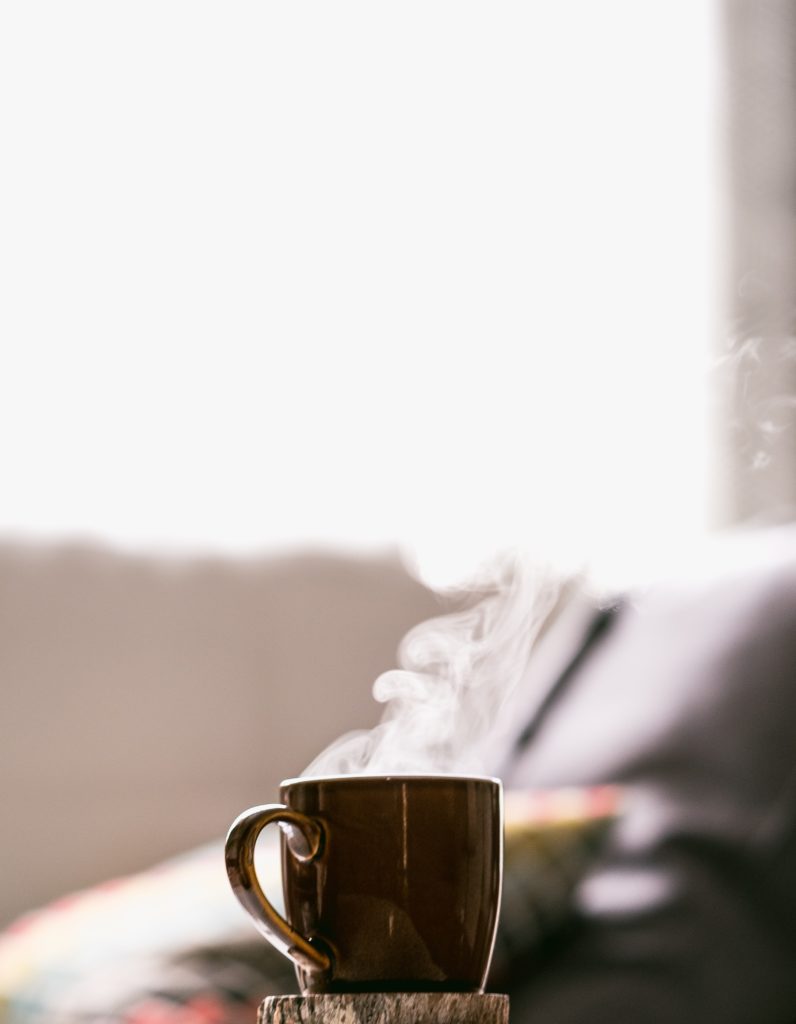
(258, 993), (509, 1024)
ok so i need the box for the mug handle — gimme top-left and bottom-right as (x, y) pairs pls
(225, 804), (332, 976)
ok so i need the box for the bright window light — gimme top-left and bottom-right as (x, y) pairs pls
(0, 1), (718, 585)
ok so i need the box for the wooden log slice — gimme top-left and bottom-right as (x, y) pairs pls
(259, 993), (509, 1024)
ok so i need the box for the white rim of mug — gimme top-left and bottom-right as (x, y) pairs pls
(280, 773), (502, 786)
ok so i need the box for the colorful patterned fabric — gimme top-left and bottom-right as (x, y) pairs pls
(492, 785), (619, 979)
(0, 839), (294, 1024)
(0, 788), (618, 1023)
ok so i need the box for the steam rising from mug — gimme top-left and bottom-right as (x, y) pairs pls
(303, 550), (560, 776)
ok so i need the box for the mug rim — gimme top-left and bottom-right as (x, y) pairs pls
(281, 773), (502, 786)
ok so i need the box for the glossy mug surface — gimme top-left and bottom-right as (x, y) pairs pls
(225, 774), (503, 994)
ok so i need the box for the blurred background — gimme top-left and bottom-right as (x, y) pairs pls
(0, 0), (794, 927)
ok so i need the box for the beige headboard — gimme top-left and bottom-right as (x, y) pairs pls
(0, 542), (438, 926)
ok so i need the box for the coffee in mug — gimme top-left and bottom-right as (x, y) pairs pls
(225, 774), (503, 994)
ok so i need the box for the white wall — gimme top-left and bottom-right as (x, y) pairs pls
(0, 2), (718, 585)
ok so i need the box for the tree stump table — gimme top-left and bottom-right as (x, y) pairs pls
(259, 994), (509, 1024)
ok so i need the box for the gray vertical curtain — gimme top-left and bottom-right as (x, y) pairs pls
(719, 0), (796, 524)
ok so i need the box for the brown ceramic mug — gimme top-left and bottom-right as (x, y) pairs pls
(225, 774), (503, 994)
